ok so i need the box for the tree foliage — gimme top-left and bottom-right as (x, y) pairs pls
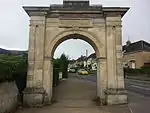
(59, 53), (69, 78)
(0, 53), (28, 93)
(53, 53), (69, 81)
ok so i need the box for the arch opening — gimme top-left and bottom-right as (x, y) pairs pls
(51, 32), (100, 102)
(51, 33), (100, 58)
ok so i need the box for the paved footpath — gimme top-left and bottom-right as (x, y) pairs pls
(15, 75), (131, 113)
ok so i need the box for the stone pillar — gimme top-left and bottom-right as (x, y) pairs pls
(105, 16), (127, 105)
(23, 16), (46, 107)
(43, 57), (53, 104)
(97, 58), (107, 102)
(26, 22), (36, 88)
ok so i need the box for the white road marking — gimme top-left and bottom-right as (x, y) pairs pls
(126, 81), (146, 87)
(130, 85), (150, 91)
(129, 107), (134, 113)
(126, 79), (150, 84)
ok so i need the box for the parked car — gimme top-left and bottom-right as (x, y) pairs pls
(78, 69), (88, 75)
(68, 68), (76, 73)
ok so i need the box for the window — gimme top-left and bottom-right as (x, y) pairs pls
(129, 60), (136, 69)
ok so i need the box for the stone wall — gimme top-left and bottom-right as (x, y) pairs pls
(0, 82), (18, 113)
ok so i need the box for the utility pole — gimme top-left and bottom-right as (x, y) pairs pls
(86, 49), (88, 57)
(86, 49), (88, 69)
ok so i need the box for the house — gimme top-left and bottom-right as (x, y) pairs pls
(73, 53), (98, 70)
(123, 40), (150, 69)
(87, 53), (97, 70)
(76, 55), (87, 68)
(68, 59), (77, 68)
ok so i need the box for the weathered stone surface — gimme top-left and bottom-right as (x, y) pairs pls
(107, 95), (128, 105)
(23, 3), (129, 106)
(0, 82), (18, 113)
(105, 88), (128, 105)
(23, 88), (45, 107)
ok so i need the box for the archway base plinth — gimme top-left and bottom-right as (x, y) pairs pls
(23, 87), (48, 107)
(105, 88), (128, 105)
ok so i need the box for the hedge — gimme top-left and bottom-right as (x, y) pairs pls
(124, 67), (150, 76)
(53, 68), (59, 87)
(52, 53), (69, 86)
(0, 54), (27, 93)
(0, 53), (69, 91)
(59, 53), (69, 78)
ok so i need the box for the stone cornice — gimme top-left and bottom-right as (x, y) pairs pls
(106, 25), (122, 27)
(103, 7), (130, 18)
(23, 6), (129, 18)
(23, 6), (49, 17)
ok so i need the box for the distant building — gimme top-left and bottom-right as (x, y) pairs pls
(68, 59), (76, 68)
(123, 40), (150, 69)
(87, 53), (97, 70)
(69, 53), (98, 70)
(76, 55), (87, 68)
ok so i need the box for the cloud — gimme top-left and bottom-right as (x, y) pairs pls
(0, 0), (150, 58)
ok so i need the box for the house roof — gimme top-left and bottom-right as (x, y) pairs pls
(123, 40), (150, 53)
(69, 59), (76, 64)
(76, 55), (87, 61)
(88, 53), (96, 59)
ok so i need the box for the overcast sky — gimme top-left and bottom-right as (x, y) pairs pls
(0, 0), (150, 59)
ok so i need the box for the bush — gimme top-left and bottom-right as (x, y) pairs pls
(53, 68), (59, 87)
(59, 53), (69, 78)
(52, 53), (69, 86)
(0, 54), (27, 94)
(124, 67), (150, 76)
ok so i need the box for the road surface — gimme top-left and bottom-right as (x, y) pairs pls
(72, 73), (150, 113)
(76, 74), (150, 96)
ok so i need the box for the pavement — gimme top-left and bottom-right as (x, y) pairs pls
(78, 74), (150, 113)
(15, 74), (131, 113)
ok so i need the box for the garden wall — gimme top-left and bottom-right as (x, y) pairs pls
(0, 82), (18, 113)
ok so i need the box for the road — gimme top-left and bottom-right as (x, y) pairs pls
(71, 73), (150, 113)
(125, 79), (150, 96)
(75, 73), (150, 96)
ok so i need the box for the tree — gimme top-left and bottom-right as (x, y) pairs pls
(59, 53), (69, 78)
(53, 58), (60, 68)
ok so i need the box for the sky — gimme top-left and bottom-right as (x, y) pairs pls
(0, 0), (150, 59)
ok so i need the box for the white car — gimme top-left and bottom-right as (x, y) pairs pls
(68, 68), (76, 73)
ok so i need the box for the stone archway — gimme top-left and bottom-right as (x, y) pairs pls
(44, 30), (103, 103)
(23, 0), (129, 107)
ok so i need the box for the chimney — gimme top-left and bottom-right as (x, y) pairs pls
(126, 40), (131, 46)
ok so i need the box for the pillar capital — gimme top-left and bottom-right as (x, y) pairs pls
(44, 56), (53, 61)
(96, 57), (107, 62)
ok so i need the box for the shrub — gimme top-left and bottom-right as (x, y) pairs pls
(59, 53), (69, 78)
(124, 67), (150, 76)
(0, 54), (27, 94)
(52, 53), (69, 86)
(53, 68), (59, 87)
